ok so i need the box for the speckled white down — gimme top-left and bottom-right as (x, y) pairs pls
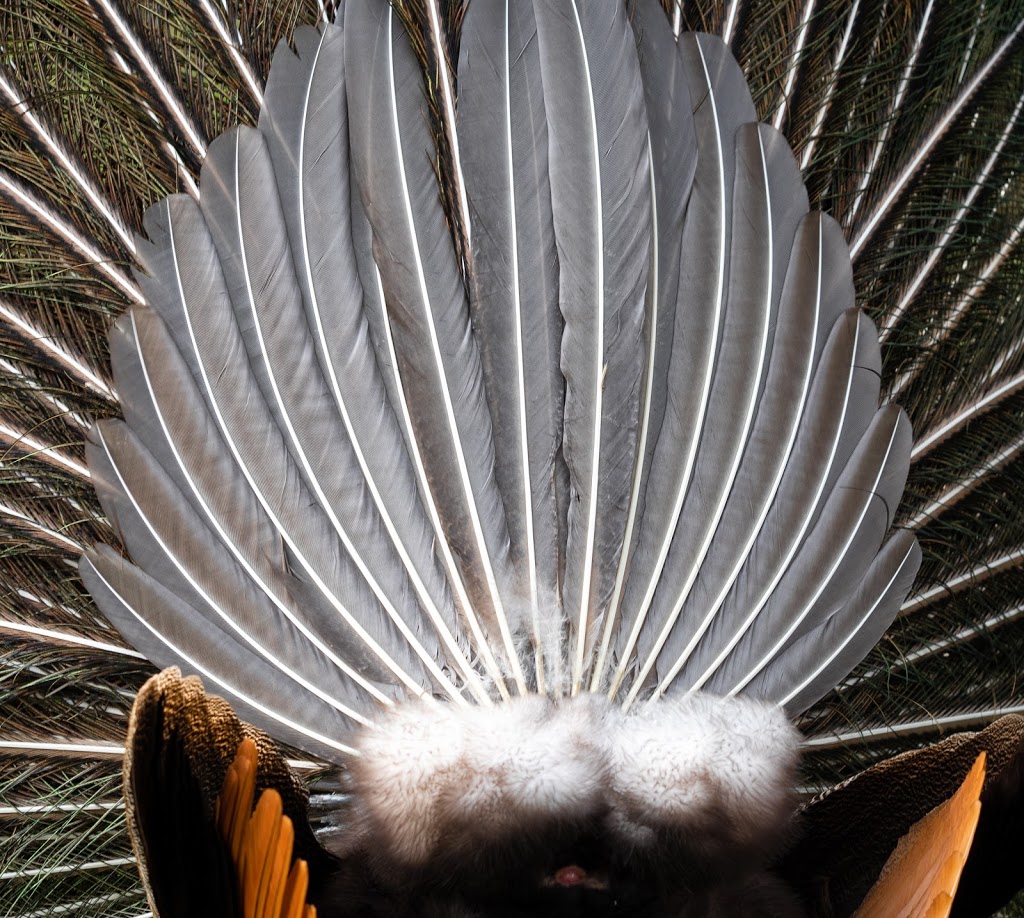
(348, 692), (800, 866)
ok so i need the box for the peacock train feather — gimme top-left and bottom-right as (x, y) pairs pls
(0, 0), (1022, 915)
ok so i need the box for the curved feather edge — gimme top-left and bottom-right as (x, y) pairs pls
(652, 304), (882, 699)
(590, 0), (697, 692)
(200, 124), (465, 699)
(607, 33), (755, 701)
(130, 195), (433, 699)
(700, 404), (914, 697)
(109, 308), (408, 701)
(86, 420), (386, 719)
(748, 530), (921, 715)
(79, 546), (360, 764)
(632, 217), (856, 703)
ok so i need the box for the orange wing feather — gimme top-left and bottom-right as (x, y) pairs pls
(854, 752), (986, 918)
(216, 737), (318, 918)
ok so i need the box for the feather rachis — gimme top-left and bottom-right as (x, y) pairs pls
(368, 262), (507, 701)
(717, 406), (913, 696)
(591, 139), (659, 694)
(5, 5), (1023, 907)
(622, 123), (790, 708)
(590, 0), (698, 693)
(534, 0), (651, 693)
(347, 2), (526, 694)
(646, 216), (863, 700)
(772, 532), (921, 713)
(80, 549), (360, 761)
(263, 29), (483, 701)
(208, 127), (466, 703)
(111, 309), (395, 708)
(609, 33), (742, 703)
(147, 196), (432, 700)
(657, 307), (873, 696)
(87, 422), (374, 724)
(459, 0), (567, 693)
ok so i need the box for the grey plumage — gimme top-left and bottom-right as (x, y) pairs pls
(73, 0), (921, 741)
(533, 0), (652, 691)
(458, 0), (567, 690)
(345, 1), (524, 694)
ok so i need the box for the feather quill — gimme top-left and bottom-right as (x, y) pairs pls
(458, 0), (566, 690)
(107, 308), (409, 708)
(689, 404), (913, 697)
(533, 0), (651, 692)
(85, 420), (382, 722)
(344, 0), (526, 693)
(590, 0), (697, 691)
(132, 195), (434, 698)
(756, 531), (922, 715)
(619, 122), (808, 707)
(644, 223), (872, 701)
(79, 547), (358, 763)
(255, 26), (483, 701)
(201, 124), (471, 699)
(608, 33), (755, 700)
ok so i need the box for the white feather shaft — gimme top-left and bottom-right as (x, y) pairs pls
(849, 16), (1024, 260)
(163, 204), (426, 699)
(196, 0), (263, 105)
(647, 286), (854, 702)
(93, 425), (379, 720)
(125, 315), (395, 706)
(568, 0), (607, 694)
(772, 0), (815, 132)
(424, 0), (471, 246)
(611, 39), (727, 699)
(912, 367), (1024, 461)
(591, 136), (658, 691)
(88, 0), (208, 157)
(882, 91), (1024, 341)
(225, 136), (463, 703)
(82, 559), (359, 755)
(907, 427), (1024, 530)
(0, 169), (141, 303)
(891, 209), (1024, 398)
(289, 39), (486, 704)
(0, 299), (114, 398)
(383, 8), (526, 694)
(622, 128), (779, 707)
(725, 419), (906, 696)
(0, 67), (135, 252)
(0, 619), (144, 658)
(0, 422), (90, 478)
(799, 0), (859, 171)
(369, 266), (506, 701)
(846, 0), (935, 229)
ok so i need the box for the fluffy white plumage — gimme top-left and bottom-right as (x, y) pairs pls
(348, 693), (798, 866)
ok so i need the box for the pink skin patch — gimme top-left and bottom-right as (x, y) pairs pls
(553, 865), (589, 887)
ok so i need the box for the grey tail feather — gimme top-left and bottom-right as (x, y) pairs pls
(77, 0), (928, 733)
